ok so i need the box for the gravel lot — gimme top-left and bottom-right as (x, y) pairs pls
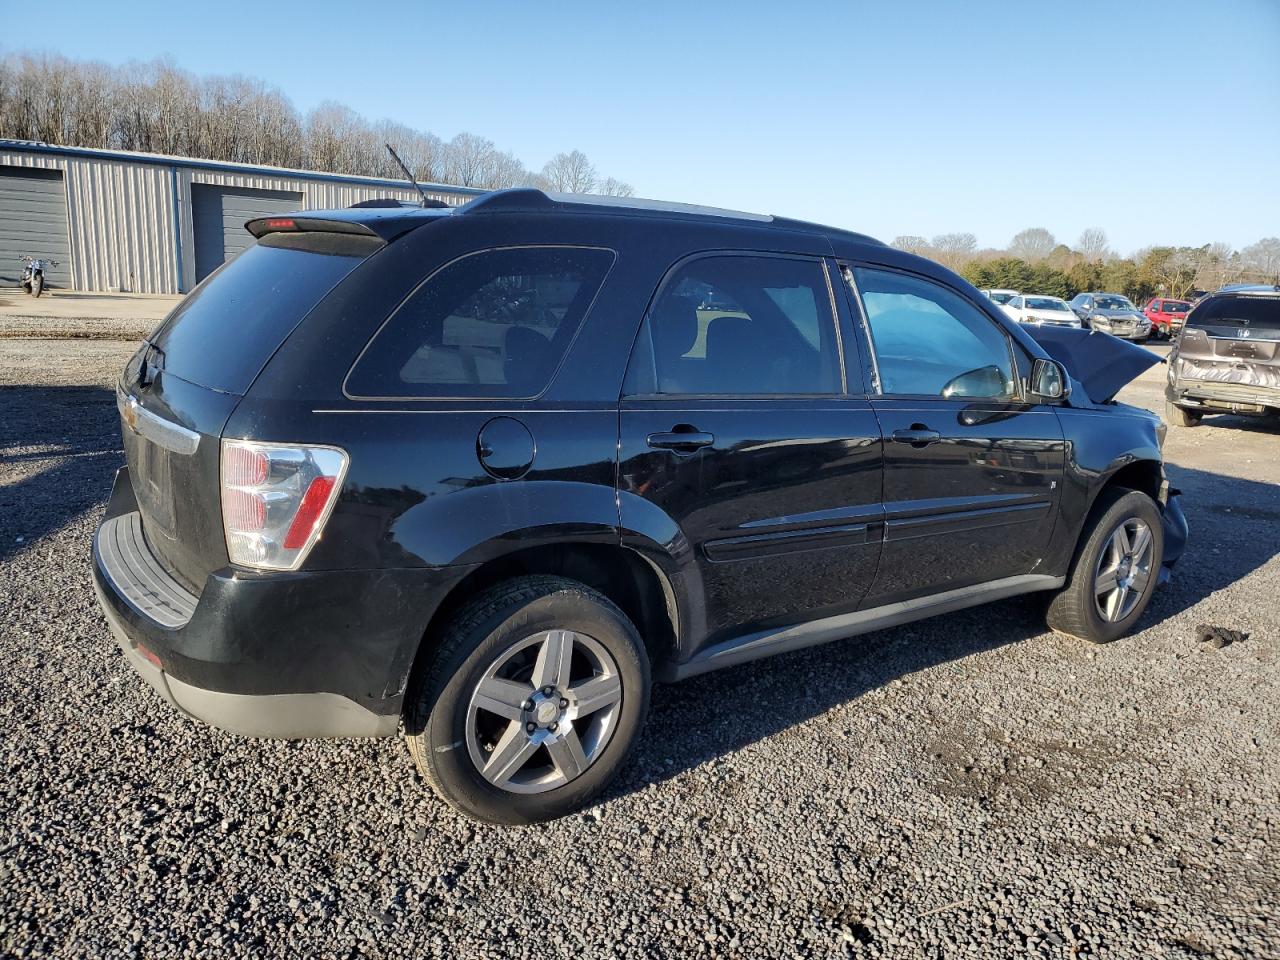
(1, 337), (1277, 959)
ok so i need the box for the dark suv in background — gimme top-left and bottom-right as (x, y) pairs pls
(94, 190), (1187, 823)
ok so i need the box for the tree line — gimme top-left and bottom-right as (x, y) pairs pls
(892, 227), (1280, 304)
(0, 51), (634, 196)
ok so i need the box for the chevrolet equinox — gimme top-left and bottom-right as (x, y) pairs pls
(94, 190), (1188, 823)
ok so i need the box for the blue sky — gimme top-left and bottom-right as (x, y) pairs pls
(13, 0), (1280, 254)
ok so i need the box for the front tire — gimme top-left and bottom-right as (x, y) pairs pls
(31, 274), (43, 297)
(1165, 401), (1201, 427)
(1047, 488), (1164, 644)
(405, 576), (650, 824)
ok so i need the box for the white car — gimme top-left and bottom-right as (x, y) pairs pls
(1001, 294), (1081, 328)
(981, 288), (1019, 305)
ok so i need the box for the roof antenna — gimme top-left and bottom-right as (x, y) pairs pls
(385, 143), (430, 208)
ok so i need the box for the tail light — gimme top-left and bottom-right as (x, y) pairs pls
(220, 439), (348, 570)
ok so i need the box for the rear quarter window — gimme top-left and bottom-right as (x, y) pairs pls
(152, 233), (376, 394)
(345, 246), (615, 399)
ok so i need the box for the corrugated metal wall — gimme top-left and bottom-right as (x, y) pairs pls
(66, 158), (177, 294)
(0, 146), (480, 294)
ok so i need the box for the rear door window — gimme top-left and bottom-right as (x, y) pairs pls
(152, 233), (375, 394)
(623, 255), (841, 396)
(346, 246), (615, 399)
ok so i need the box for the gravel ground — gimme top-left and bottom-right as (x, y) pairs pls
(1, 338), (1277, 958)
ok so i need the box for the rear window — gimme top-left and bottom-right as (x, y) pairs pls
(346, 246), (615, 399)
(152, 233), (374, 394)
(1187, 295), (1280, 329)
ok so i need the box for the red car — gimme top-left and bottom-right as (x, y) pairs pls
(1144, 298), (1192, 338)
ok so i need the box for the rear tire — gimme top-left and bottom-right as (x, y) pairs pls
(404, 575), (650, 824)
(1165, 401), (1201, 427)
(1047, 487), (1164, 644)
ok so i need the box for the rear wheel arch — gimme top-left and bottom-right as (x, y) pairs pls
(403, 541), (677, 711)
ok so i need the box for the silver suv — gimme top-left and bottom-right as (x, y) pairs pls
(1069, 292), (1152, 341)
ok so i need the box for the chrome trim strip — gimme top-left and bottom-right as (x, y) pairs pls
(117, 388), (201, 455)
(663, 573), (1065, 680)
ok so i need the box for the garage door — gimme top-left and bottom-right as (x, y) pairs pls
(192, 185), (304, 282)
(0, 166), (72, 289)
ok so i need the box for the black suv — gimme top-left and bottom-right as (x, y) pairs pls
(94, 190), (1187, 823)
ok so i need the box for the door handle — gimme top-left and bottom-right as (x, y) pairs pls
(647, 428), (715, 453)
(891, 425), (941, 447)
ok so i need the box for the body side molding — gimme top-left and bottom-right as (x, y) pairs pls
(660, 573), (1065, 681)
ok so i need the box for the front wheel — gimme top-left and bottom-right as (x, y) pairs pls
(1047, 487), (1164, 644)
(30, 274), (43, 297)
(405, 576), (650, 824)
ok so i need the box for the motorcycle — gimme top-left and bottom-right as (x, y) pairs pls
(18, 255), (59, 298)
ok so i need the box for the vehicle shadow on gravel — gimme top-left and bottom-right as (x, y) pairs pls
(614, 462), (1280, 797)
(0, 385), (121, 563)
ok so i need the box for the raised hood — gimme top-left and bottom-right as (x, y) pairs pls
(1022, 326), (1160, 404)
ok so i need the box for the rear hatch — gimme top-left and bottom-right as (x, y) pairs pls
(119, 229), (380, 592)
(1175, 293), (1280, 394)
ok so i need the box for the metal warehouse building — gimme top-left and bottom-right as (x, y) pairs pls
(0, 140), (484, 294)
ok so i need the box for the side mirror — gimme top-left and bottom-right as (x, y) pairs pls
(942, 364), (1008, 398)
(1029, 358), (1070, 400)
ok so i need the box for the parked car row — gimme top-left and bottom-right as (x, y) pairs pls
(982, 289), (1157, 341)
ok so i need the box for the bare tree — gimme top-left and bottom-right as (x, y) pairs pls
(0, 49), (637, 194)
(442, 132), (500, 187)
(929, 233), (977, 270)
(890, 236), (931, 254)
(542, 150), (598, 193)
(596, 176), (635, 197)
(1076, 228), (1111, 262)
(1008, 227), (1056, 261)
(1192, 241), (1240, 292)
(1240, 238), (1280, 283)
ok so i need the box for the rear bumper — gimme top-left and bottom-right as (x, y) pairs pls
(1167, 381), (1280, 414)
(92, 467), (474, 738)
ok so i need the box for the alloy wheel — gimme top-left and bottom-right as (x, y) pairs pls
(1093, 518), (1154, 623)
(465, 630), (623, 794)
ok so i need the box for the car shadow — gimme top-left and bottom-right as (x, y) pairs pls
(1189, 414), (1280, 438)
(0, 385), (121, 564)
(610, 462), (1280, 798)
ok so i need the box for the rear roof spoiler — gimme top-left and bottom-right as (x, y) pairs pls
(244, 205), (452, 242)
(245, 216), (380, 239)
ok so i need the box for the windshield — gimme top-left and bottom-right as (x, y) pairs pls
(1026, 297), (1068, 311)
(988, 292), (1015, 304)
(1095, 295), (1135, 311)
(1164, 301), (1190, 314)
